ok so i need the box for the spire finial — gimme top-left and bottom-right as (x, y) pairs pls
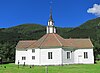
(49, 0), (53, 21)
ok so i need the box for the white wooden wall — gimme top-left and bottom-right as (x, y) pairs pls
(74, 49), (94, 64)
(15, 48), (94, 65)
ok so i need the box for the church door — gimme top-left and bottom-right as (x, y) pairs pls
(78, 55), (83, 64)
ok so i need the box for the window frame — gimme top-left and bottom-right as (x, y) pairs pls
(32, 56), (35, 60)
(22, 56), (26, 60)
(84, 52), (88, 59)
(32, 49), (35, 53)
(66, 52), (71, 59)
(48, 52), (52, 59)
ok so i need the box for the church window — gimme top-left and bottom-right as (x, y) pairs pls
(32, 56), (35, 60)
(48, 52), (52, 59)
(84, 52), (88, 59)
(22, 57), (26, 60)
(67, 52), (71, 59)
(32, 49), (35, 53)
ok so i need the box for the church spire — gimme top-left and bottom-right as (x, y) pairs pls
(49, 4), (53, 22)
(46, 1), (56, 34)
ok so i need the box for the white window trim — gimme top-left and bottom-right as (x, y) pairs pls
(48, 52), (52, 59)
(32, 49), (35, 53)
(32, 56), (35, 60)
(84, 52), (88, 59)
(66, 52), (71, 59)
(22, 56), (26, 60)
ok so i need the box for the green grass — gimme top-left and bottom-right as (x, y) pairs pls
(0, 61), (100, 73)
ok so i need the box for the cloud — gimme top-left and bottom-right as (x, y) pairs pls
(87, 4), (100, 17)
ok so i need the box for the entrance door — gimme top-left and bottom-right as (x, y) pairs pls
(78, 55), (83, 64)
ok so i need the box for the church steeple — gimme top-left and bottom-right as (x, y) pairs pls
(47, 1), (56, 34)
(49, 6), (53, 22)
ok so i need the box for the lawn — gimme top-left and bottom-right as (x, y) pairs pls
(0, 61), (100, 73)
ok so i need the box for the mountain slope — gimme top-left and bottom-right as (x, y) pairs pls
(66, 17), (100, 39)
(0, 24), (46, 42)
(79, 17), (100, 29)
(0, 24), (72, 41)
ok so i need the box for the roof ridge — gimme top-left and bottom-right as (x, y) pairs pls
(39, 34), (49, 48)
(53, 34), (63, 46)
(16, 40), (36, 49)
(19, 40), (37, 41)
(32, 34), (47, 48)
(23, 41), (37, 49)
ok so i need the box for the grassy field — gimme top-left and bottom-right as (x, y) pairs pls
(0, 61), (100, 73)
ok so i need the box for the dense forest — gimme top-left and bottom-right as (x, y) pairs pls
(0, 17), (100, 62)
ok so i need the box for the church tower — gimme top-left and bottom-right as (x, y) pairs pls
(47, 5), (56, 34)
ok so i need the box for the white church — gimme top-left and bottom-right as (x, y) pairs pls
(15, 8), (94, 65)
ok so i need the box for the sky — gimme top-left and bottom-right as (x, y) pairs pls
(0, 0), (100, 28)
